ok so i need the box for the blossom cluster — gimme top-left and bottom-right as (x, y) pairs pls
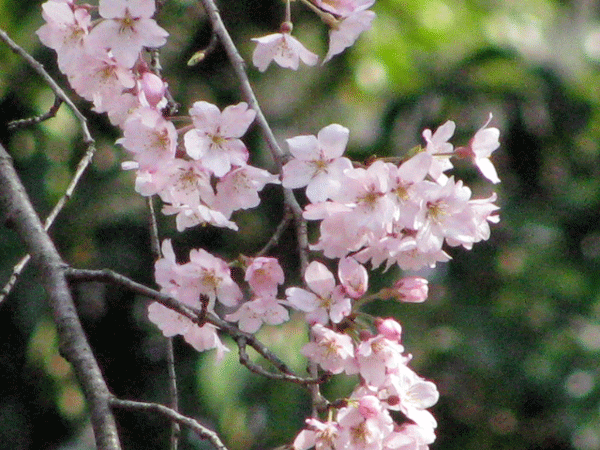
(251, 0), (376, 71)
(36, 1), (502, 450)
(37, 0), (280, 233)
(283, 122), (500, 272)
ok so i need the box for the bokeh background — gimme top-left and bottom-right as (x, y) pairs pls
(2, 0), (600, 449)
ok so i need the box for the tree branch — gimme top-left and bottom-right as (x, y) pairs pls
(65, 267), (325, 386)
(0, 144), (121, 450)
(0, 26), (97, 304)
(110, 397), (228, 450)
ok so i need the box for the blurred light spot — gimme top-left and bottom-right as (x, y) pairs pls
(355, 58), (388, 93)
(572, 426), (600, 450)
(526, 300), (555, 329)
(497, 247), (527, 275)
(430, 326), (461, 351)
(485, 14), (548, 61)
(565, 371), (595, 398)
(44, 163), (70, 197)
(28, 319), (57, 365)
(577, 321), (600, 351)
(489, 408), (517, 435)
(57, 383), (85, 419)
(93, 144), (119, 172)
(583, 30), (600, 61)
(9, 130), (37, 160)
(580, 232), (600, 260)
(48, 354), (71, 379)
(418, 0), (454, 32)
(523, 354), (553, 381)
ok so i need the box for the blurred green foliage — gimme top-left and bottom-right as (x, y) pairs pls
(3, 0), (600, 449)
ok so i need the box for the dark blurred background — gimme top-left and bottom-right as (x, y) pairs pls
(3, 0), (600, 449)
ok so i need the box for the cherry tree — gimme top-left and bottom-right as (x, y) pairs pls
(0, 0), (501, 449)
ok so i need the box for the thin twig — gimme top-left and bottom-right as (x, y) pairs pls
(255, 206), (293, 257)
(0, 26), (93, 144)
(110, 397), (228, 450)
(8, 96), (63, 130)
(146, 197), (180, 450)
(0, 26), (97, 304)
(65, 268), (325, 385)
(165, 338), (180, 450)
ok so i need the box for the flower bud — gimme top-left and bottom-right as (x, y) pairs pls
(381, 276), (428, 303)
(140, 72), (166, 108)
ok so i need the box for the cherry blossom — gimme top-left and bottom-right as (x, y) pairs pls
(225, 297), (289, 333)
(286, 261), (352, 324)
(282, 124), (353, 203)
(244, 257), (285, 298)
(380, 277), (428, 303)
(117, 108), (177, 169)
(293, 418), (340, 450)
(324, 9), (376, 63)
(313, 0), (375, 17)
(301, 324), (358, 374)
(183, 101), (256, 177)
(455, 113), (501, 184)
(86, 0), (169, 68)
(212, 165), (280, 218)
(338, 256), (368, 299)
(251, 32), (319, 72)
(36, 1), (91, 72)
(421, 120), (455, 182)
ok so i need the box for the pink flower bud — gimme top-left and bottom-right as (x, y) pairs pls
(140, 72), (166, 108)
(389, 276), (428, 303)
(376, 317), (402, 342)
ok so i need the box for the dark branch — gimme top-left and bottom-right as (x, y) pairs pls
(110, 397), (228, 450)
(0, 144), (121, 450)
(65, 268), (325, 385)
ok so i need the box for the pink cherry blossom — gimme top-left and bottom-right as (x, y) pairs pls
(356, 334), (407, 387)
(182, 322), (230, 361)
(183, 101), (256, 177)
(313, 0), (375, 16)
(421, 120), (455, 182)
(212, 165), (280, 218)
(300, 324), (358, 374)
(162, 203), (238, 232)
(382, 277), (428, 303)
(147, 303), (229, 361)
(282, 124), (353, 203)
(380, 365), (439, 430)
(338, 257), (368, 298)
(66, 49), (136, 109)
(86, 0), (169, 68)
(286, 261), (352, 324)
(153, 159), (215, 207)
(375, 318), (402, 342)
(324, 9), (376, 63)
(244, 257), (285, 297)
(384, 423), (435, 450)
(117, 108), (177, 169)
(455, 113), (501, 184)
(186, 248), (243, 309)
(336, 395), (394, 450)
(225, 297), (289, 333)
(36, 1), (91, 72)
(293, 418), (340, 450)
(251, 32), (319, 71)
(139, 71), (167, 109)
